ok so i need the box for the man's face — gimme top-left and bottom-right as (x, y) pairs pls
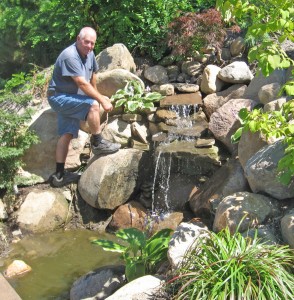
(76, 32), (96, 57)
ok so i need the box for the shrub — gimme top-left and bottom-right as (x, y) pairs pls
(166, 8), (239, 59)
(167, 227), (294, 299)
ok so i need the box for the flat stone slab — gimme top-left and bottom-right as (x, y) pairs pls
(160, 92), (202, 107)
(0, 273), (22, 300)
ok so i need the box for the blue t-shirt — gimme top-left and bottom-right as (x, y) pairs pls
(49, 42), (98, 95)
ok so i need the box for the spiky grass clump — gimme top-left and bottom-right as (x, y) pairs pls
(167, 228), (294, 300)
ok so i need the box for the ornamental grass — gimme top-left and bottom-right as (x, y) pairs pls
(167, 227), (294, 300)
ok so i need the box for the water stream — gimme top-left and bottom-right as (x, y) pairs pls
(150, 104), (199, 213)
(0, 229), (120, 300)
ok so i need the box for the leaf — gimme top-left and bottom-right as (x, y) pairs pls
(267, 54), (281, 70)
(231, 127), (243, 144)
(116, 228), (147, 248)
(125, 260), (145, 282)
(91, 239), (127, 253)
(238, 108), (249, 121)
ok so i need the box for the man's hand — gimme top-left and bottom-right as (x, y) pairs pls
(101, 96), (113, 112)
(72, 76), (112, 108)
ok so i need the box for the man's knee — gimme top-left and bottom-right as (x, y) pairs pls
(89, 102), (100, 114)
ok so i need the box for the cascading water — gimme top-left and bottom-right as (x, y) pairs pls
(150, 104), (200, 214)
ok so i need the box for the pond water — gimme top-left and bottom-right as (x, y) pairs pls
(0, 229), (120, 300)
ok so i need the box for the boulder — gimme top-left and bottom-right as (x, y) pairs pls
(243, 69), (287, 101)
(245, 140), (294, 200)
(96, 69), (144, 98)
(168, 222), (209, 270)
(96, 43), (136, 73)
(144, 65), (169, 84)
(189, 158), (250, 216)
(258, 82), (281, 104)
(200, 65), (225, 94)
(229, 36), (246, 57)
(102, 118), (132, 147)
(238, 130), (270, 169)
(281, 208), (294, 248)
(213, 192), (280, 233)
(21, 108), (88, 181)
(78, 149), (147, 209)
(16, 189), (70, 233)
(108, 201), (147, 231)
(203, 84), (247, 118)
(106, 275), (163, 300)
(218, 61), (253, 84)
(70, 265), (125, 300)
(209, 98), (257, 154)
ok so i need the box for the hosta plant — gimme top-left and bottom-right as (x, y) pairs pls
(111, 80), (164, 113)
(167, 227), (294, 300)
(92, 227), (172, 282)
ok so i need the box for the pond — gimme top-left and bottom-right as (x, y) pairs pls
(0, 229), (120, 300)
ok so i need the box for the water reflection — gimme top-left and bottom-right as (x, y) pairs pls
(1, 229), (120, 300)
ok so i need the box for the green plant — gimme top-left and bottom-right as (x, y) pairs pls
(92, 227), (173, 282)
(231, 100), (294, 185)
(111, 80), (164, 113)
(167, 227), (294, 300)
(0, 72), (41, 191)
(216, 0), (294, 87)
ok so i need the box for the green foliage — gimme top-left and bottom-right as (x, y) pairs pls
(92, 228), (173, 282)
(0, 72), (40, 191)
(111, 80), (164, 113)
(0, 0), (196, 72)
(167, 8), (237, 59)
(216, 0), (294, 79)
(231, 100), (294, 185)
(167, 227), (294, 299)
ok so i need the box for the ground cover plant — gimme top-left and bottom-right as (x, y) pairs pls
(167, 227), (294, 300)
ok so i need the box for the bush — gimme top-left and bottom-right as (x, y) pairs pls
(167, 227), (294, 299)
(166, 8), (240, 59)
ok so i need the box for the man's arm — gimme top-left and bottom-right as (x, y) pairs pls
(71, 75), (113, 112)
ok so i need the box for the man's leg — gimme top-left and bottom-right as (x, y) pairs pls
(86, 102), (121, 154)
(51, 133), (80, 187)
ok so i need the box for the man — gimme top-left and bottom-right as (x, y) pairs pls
(48, 27), (121, 187)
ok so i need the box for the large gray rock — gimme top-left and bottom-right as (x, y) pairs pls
(144, 65), (169, 84)
(21, 108), (88, 181)
(243, 69), (287, 101)
(218, 61), (253, 84)
(281, 208), (294, 248)
(96, 43), (136, 73)
(238, 130), (270, 169)
(245, 140), (294, 200)
(102, 118), (132, 147)
(16, 189), (70, 233)
(78, 149), (147, 209)
(168, 222), (209, 270)
(105, 275), (163, 300)
(209, 98), (257, 154)
(70, 265), (125, 300)
(96, 69), (144, 98)
(213, 192), (280, 233)
(189, 158), (250, 216)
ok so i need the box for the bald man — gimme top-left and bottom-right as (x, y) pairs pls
(48, 27), (120, 187)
